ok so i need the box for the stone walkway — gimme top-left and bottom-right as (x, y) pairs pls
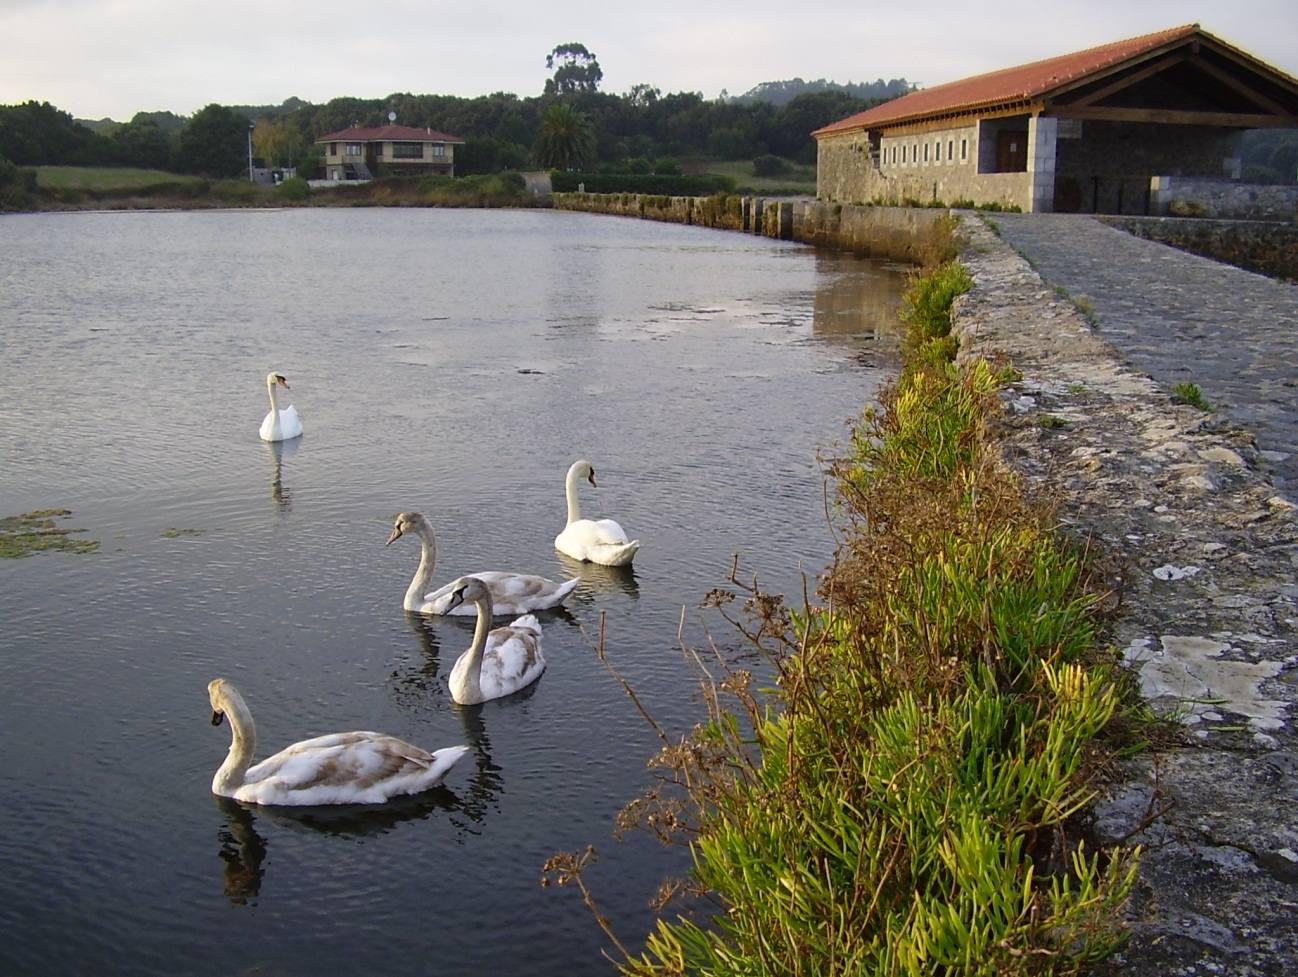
(953, 216), (1298, 977)
(989, 213), (1298, 488)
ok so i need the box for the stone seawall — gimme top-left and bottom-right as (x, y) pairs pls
(1101, 215), (1298, 282)
(551, 192), (950, 263)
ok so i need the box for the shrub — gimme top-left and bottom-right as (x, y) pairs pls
(652, 156), (682, 176)
(0, 155), (37, 210)
(276, 176), (310, 200)
(751, 154), (790, 177)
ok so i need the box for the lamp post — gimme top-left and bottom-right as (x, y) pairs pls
(247, 123), (255, 182)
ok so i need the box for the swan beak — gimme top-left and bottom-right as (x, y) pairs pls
(447, 587), (466, 612)
(385, 525), (404, 546)
(211, 710), (225, 727)
(587, 471), (598, 488)
(276, 375), (291, 389)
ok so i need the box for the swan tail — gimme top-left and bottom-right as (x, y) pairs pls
(426, 745), (471, 784)
(553, 577), (580, 603)
(508, 614), (542, 635)
(591, 539), (640, 567)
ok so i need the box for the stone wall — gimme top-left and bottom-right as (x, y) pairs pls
(1149, 175), (1298, 221)
(1054, 121), (1241, 215)
(552, 191), (952, 263)
(1102, 215), (1298, 281)
(817, 129), (1034, 211)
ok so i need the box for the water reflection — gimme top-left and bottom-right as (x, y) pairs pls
(265, 437), (300, 511)
(214, 796), (266, 906)
(556, 553), (640, 600)
(811, 254), (906, 342)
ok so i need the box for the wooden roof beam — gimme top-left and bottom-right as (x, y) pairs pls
(1055, 105), (1298, 127)
(1067, 52), (1190, 107)
(1188, 54), (1293, 115)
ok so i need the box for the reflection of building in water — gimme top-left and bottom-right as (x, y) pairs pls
(811, 254), (908, 341)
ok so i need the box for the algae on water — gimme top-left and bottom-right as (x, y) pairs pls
(0, 508), (100, 558)
(160, 527), (203, 538)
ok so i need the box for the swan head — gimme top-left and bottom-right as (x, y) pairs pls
(266, 371), (290, 390)
(569, 460), (597, 488)
(445, 575), (490, 613)
(208, 677), (241, 726)
(386, 511), (429, 546)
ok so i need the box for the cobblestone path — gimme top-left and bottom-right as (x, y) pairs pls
(989, 213), (1298, 487)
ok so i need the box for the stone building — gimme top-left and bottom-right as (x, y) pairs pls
(813, 24), (1298, 214)
(316, 124), (464, 182)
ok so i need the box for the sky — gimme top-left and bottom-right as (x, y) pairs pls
(1, 0), (1295, 122)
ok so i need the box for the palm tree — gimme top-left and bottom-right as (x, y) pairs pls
(533, 103), (596, 171)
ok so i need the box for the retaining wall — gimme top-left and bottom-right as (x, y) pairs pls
(551, 192), (950, 263)
(1102, 215), (1298, 282)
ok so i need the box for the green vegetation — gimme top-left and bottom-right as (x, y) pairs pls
(550, 171), (734, 195)
(0, 154), (37, 209)
(159, 527), (203, 538)
(1172, 381), (1213, 412)
(700, 158), (816, 195)
(534, 102), (598, 170)
(548, 230), (1138, 976)
(1, 509), (99, 558)
(35, 166), (205, 191)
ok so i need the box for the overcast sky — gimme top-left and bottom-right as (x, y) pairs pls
(1, 0), (1294, 121)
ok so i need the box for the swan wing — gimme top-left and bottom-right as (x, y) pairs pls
(557, 519), (639, 565)
(479, 618), (546, 699)
(424, 570), (578, 615)
(277, 405), (303, 439)
(238, 733), (467, 805)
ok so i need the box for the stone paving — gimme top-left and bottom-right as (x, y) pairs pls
(988, 213), (1298, 488)
(953, 215), (1298, 977)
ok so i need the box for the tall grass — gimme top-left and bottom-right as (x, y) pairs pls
(548, 226), (1138, 976)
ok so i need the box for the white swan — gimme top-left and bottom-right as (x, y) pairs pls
(208, 678), (468, 806)
(554, 460), (640, 566)
(444, 576), (545, 705)
(386, 511), (578, 616)
(258, 371), (303, 442)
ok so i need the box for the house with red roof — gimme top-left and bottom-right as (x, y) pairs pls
(813, 25), (1298, 214)
(315, 124), (465, 181)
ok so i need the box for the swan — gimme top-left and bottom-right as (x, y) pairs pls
(208, 678), (468, 806)
(444, 576), (545, 705)
(258, 371), (303, 442)
(386, 511), (578, 616)
(554, 460), (640, 566)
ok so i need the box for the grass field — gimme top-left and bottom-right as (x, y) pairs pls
(35, 166), (207, 191)
(699, 158), (817, 194)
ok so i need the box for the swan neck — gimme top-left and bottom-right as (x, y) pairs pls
(213, 691), (256, 797)
(457, 595), (493, 701)
(564, 467), (583, 527)
(265, 377), (280, 439)
(404, 521), (437, 610)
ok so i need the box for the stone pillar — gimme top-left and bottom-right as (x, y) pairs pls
(1027, 116), (1058, 213)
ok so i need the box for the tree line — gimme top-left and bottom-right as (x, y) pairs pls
(0, 43), (906, 178)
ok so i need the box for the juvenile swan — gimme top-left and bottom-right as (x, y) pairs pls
(554, 460), (639, 566)
(386, 511), (578, 616)
(207, 678), (468, 805)
(445, 576), (546, 705)
(258, 371), (303, 442)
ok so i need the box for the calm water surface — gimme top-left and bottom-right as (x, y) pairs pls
(0, 207), (905, 976)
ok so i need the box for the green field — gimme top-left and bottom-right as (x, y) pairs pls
(35, 166), (207, 191)
(699, 158), (817, 194)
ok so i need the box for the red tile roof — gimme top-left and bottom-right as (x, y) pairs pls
(315, 124), (464, 144)
(814, 24), (1204, 136)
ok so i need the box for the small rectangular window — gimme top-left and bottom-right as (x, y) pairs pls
(923, 143), (929, 162)
(902, 145), (907, 163)
(948, 139), (954, 161)
(961, 138), (968, 161)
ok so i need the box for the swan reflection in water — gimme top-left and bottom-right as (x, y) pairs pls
(556, 552), (640, 601)
(265, 436), (300, 511)
(212, 754), (492, 907)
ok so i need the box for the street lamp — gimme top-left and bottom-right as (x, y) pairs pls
(247, 123), (255, 182)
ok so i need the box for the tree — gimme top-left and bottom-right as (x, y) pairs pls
(252, 117), (307, 168)
(110, 118), (173, 169)
(533, 102), (596, 170)
(625, 84), (660, 109)
(544, 43), (602, 97)
(174, 104), (252, 177)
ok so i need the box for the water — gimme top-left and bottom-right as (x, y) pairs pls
(0, 207), (905, 976)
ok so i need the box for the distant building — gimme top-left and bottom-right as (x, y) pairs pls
(316, 125), (465, 181)
(813, 25), (1298, 214)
